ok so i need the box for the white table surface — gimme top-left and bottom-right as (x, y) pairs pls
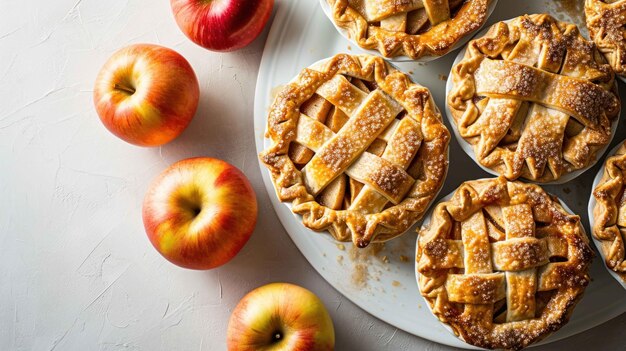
(1, 0), (625, 350)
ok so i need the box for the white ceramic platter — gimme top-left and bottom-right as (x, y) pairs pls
(254, 0), (626, 348)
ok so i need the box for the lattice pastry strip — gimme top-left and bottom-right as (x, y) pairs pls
(260, 54), (449, 247)
(288, 95), (333, 165)
(294, 75), (423, 207)
(302, 90), (400, 192)
(351, 116), (422, 213)
(326, 0), (490, 59)
(501, 204), (537, 322)
(417, 177), (592, 350)
(448, 210), (502, 324)
(448, 14), (620, 182)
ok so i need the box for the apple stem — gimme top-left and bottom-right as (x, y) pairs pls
(114, 83), (136, 95)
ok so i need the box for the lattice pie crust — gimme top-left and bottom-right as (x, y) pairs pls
(448, 14), (620, 182)
(260, 54), (450, 247)
(326, 0), (492, 59)
(417, 177), (593, 350)
(592, 141), (626, 285)
(586, 0), (626, 77)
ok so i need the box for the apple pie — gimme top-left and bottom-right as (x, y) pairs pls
(448, 14), (620, 182)
(592, 140), (626, 286)
(260, 54), (450, 247)
(586, 0), (626, 78)
(417, 177), (593, 350)
(325, 0), (493, 59)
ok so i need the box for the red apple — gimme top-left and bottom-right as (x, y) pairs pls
(227, 283), (335, 351)
(142, 157), (257, 269)
(170, 0), (274, 52)
(93, 44), (199, 146)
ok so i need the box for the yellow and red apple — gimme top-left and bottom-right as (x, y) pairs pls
(170, 0), (274, 52)
(93, 44), (199, 146)
(142, 157), (257, 269)
(227, 283), (335, 351)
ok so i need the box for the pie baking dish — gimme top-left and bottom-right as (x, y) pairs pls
(417, 177), (593, 350)
(322, 0), (497, 60)
(259, 53), (450, 247)
(447, 14), (620, 183)
(586, 0), (626, 80)
(590, 140), (626, 289)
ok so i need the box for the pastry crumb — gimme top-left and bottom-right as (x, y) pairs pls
(352, 263), (368, 287)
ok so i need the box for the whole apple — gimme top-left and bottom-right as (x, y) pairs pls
(170, 0), (274, 52)
(93, 44), (199, 146)
(142, 157), (257, 269)
(227, 283), (335, 351)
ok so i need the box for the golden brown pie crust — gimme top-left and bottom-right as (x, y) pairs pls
(448, 14), (620, 182)
(260, 54), (449, 247)
(592, 140), (626, 284)
(586, 0), (626, 77)
(417, 177), (593, 350)
(326, 0), (492, 59)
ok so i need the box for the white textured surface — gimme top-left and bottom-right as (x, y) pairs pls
(1, 0), (625, 350)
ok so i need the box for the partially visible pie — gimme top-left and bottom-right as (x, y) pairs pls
(592, 140), (626, 285)
(586, 0), (626, 78)
(448, 14), (620, 182)
(417, 177), (593, 350)
(325, 0), (493, 59)
(260, 54), (450, 247)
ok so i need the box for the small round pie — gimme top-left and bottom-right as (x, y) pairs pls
(417, 177), (593, 350)
(586, 0), (626, 79)
(259, 54), (450, 248)
(591, 140), (626, 287)
(448, 14), (620, 183)
(325, 0), (494, 59)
